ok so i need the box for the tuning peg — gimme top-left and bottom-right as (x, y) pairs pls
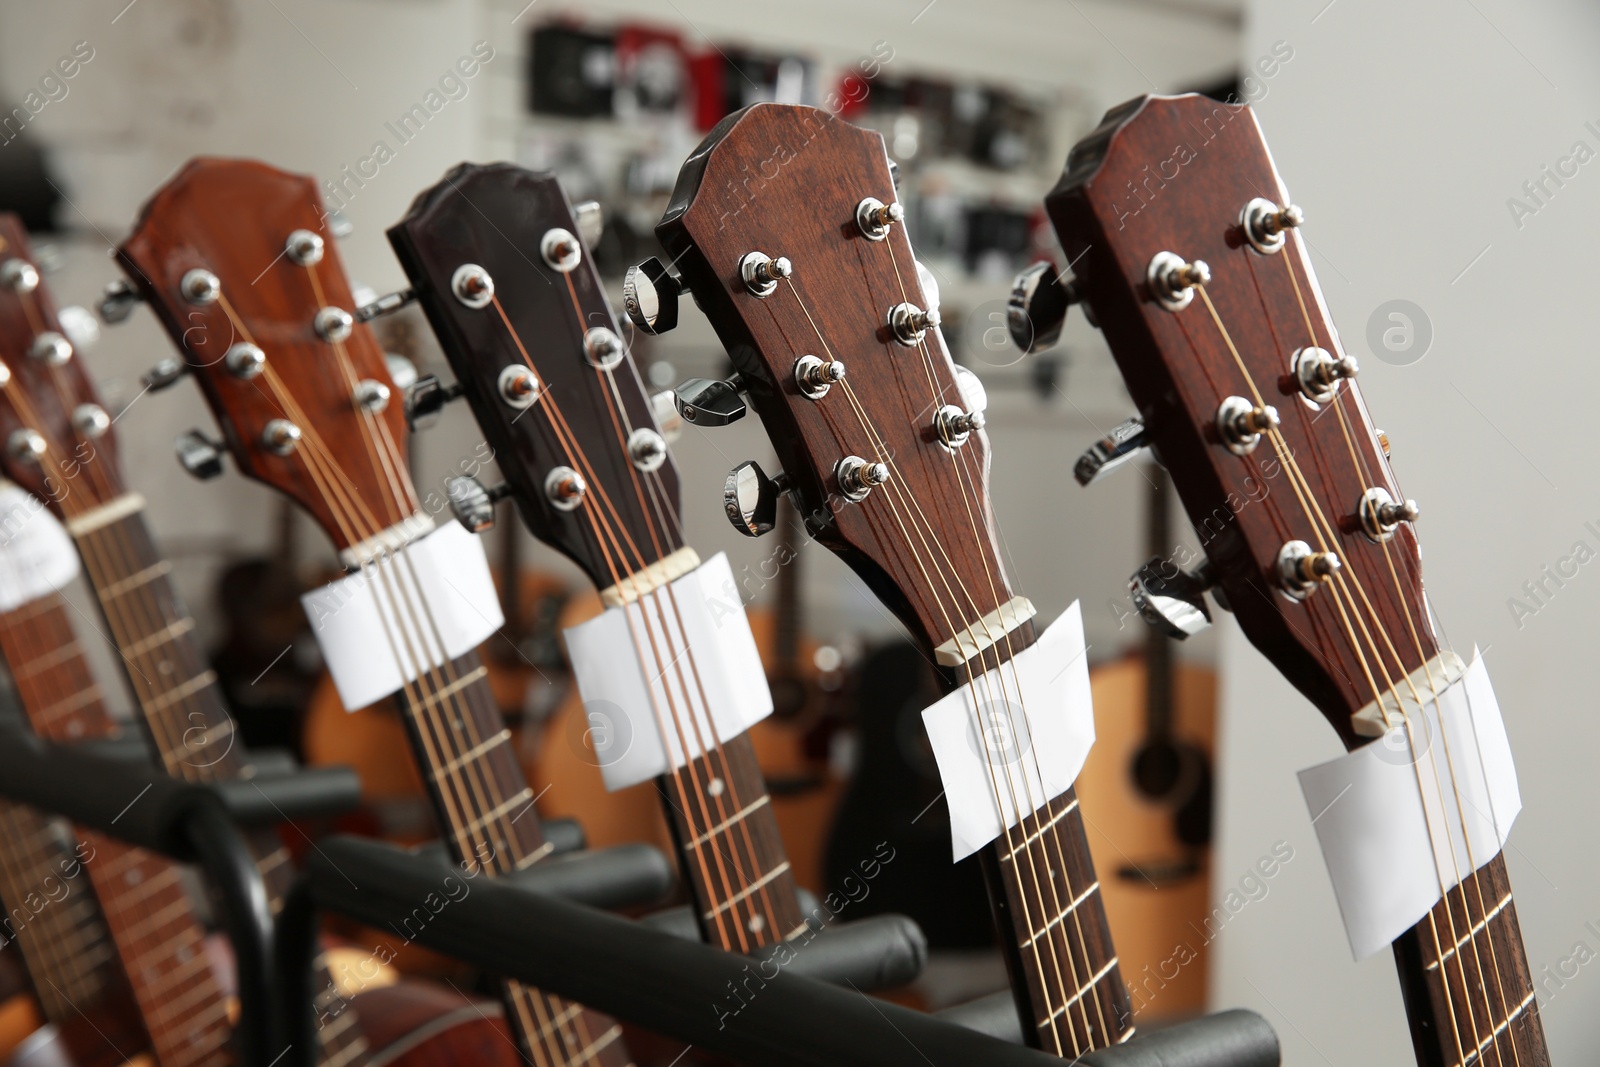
(446, 476), (510, 533)
(174, 430), (225, 481)
(1130, 557), (1218, 640)
(143, 358), (189, 393)
(622, 257), (688, 335)
(57, 307), (100, 353)
(673, 376), (746, 427)
(724, 460), (790, 537)
(98, 280), (143, 324)
(1074, 416), (1150, 486)
(405, 373), (465, 430)
(354, 288), (416, 323)
(651, 390), (683, 443)
(1008, 262), (1086, 354)
(574, 200), (604, 248)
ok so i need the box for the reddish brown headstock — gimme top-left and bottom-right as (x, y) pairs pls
(118, 159), (420, 556)
(388, 163), (681, 590)
(1044, 95), (1431, 746)
(657, 104), (1014, 652)
(0, 213), (127, 519)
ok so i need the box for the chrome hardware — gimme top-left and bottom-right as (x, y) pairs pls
(1008, 261), (1084, 354)
(98, 279), (143, 323)
(327, 212), (354, 239)
(314, 307), (353, 343)
(143, 358), (189, 392)
(1277, 540), (1340, 600)
(405, 374), (465, 430)
(574, 200), (604, 248)
(452, 264), (495, 309)
(794, 354), (846, 400)
(888, 301), (940, 347)
(57, 306), (100, 354)
(916, 260), (941, 314)
(953, 364), (988, 416)
(30, 332), (72, 366)
(836, 455), (889, 502)
(673, 376), (747, 427)
(622, 257), (687, 335)
(354, 379), (391, 414)
(181, 269), (221, 306)
(545, 466), (587, 511)
(72, 404), (110, 439)
(933, 405), (985, 450)
(225, 343), (266, 379)
(1376, 429), (1391, 458)
(446, 476), (509, 533)
(1074, 416), (1150, 486)
(261, 419), (302, 456)
(1130, 557), (1219, 639)
(739, 252), (791, 297)
(651, 390), (683, 443)
(541, 228), (582, 273)
(285, 229), (325, 266)
(174, 430), (224, 480)
(628, 427), (668, 473)
(1241, 198), (1304, 255)
(1293, 346), (1357, 403)
(1357, 486), (1418, 543)
(498, 365), (540, 409)
(7, 429), (45, 461)
(855, 197), (904, 241)
(354, 289), (416, 322)
(1216, 396), (1279, 456)
(385, 354), (418, 393)
(1147, 251), (1209, 312)
(0, 259), (39, 293)
(0, 361), (11, 388)
(725, 460), (790, 537)
(583, 326), (624, 370)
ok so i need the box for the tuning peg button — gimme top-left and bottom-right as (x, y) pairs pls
(143, 358), (189, 392)
(1130, 557), (1217, 639)
(574, 201), (604, 248)
(674, 376), (746, 427)
(405, 374), (465, 430)
(98, 280), (144, 324)
(1008, 261), (1086, 354)
(1074, 416), (1150, 486)
(623, 257), (687, 336)
(175, 430), (225, 481)
(446, 476), (510, 533)
(725, 460), (789, 537)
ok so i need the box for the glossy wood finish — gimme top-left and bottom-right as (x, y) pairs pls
(1044, 93), (1546, 1066)
(119, 160), (629, 1067)
(656, 103), (1132, 1054)
(388, 162), (806, 952)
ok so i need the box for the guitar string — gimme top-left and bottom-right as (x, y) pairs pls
(485, 287), (781, 953)
(210, 283), (596, 1065)
(555, 270), (795, 943)
(881, 236), (1125, 1047)
(1191, 282), (1488, 1064)
(1276, 248), (1525, 1065)
(775, 274), (1082, 1057)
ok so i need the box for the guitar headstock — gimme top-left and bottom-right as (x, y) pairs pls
(118, 159), (425, 559)
(387, 163), (682, 590)
(0, 213), (127, 519)
(1043, 94), (1430, 745)
(654, 104), (1015, 655)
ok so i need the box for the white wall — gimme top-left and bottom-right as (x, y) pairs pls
(1213, 1), (1600, 1060)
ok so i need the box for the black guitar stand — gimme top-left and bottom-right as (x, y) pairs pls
(290, 834), (1281, 1067)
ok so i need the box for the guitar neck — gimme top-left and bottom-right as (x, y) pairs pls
(1393, 853), (1546, 1066)
(961, 628), (1134, 1055)
(0, 593), (233, 1067)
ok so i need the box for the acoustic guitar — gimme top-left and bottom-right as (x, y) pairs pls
(1016, 92), (1548, 1065)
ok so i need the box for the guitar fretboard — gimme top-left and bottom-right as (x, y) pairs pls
(1393, 853), (1547, 1066)
(0, 592), (231, 1067)
(68, 500), (371, 1067)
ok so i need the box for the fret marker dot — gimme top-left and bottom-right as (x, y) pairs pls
(126, 869), (143, 885)
(158, 660), (174, 675)
(708, 777), (725, 797)
(748, 914), (765, 934)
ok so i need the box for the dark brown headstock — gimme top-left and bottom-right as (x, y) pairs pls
(0, 213), (127, 519)
(118, 159), (421, 556)
(1045, 95), (1431, 746)
(388, 163), (682, 590)
(657, 104), (1013, 652)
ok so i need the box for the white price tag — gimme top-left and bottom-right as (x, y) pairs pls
(0, 484), (78, 612)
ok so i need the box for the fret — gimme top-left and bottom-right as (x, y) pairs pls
(687, 793), (771, 850)
(145, 969), (230, 1022)
(575, 1024), (625, 1061)
(1426, 893), (1514, 973)
(1455, 991), (1537, 1067)
(531, 1002), (585, 1040)
(1004, 797), (1078, 860)
(64, 492), (146, 536)
(1020, 880), (1101, 950)
(511, 841), (556, 870)
(122, 617), (196, 658)
(99, 559), (172, 600)
(702, 861), (792, 920)
(415, 664), (491, 710)
(33, 685), (102, 723)
(460, 787), (535, 836)
(430, 724), (511, 780)
(145, 670), (219, 712)
(321, 1032), (370, 1067)
(116, 896), (195, 942)
(12, 639), (84, 678)
(1040, 956), (1121, 1025)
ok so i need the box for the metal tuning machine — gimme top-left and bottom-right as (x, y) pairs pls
(1008, 261), (1086, 354)
(174, 429), (225, 481)
(724, 460), (790, 537)
(623, 257), (690, 335)
(446, 476), (510, 533)
(97, 279), (144, 325)
(1130, 556), (1223, 639)
(1074, 416), (1151, 486)
(405, 374), (465, 430)
(673, 375), (747, 427)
